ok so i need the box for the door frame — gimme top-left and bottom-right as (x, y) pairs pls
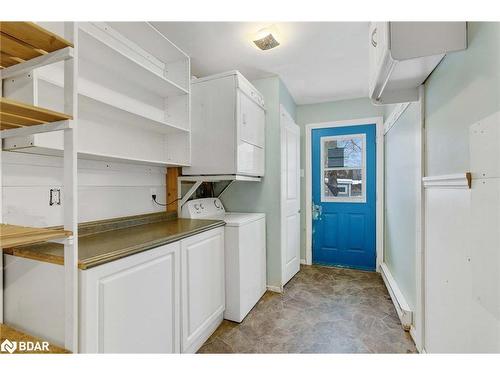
(305, 116), (384, 270)
(280, 105), (301, 287)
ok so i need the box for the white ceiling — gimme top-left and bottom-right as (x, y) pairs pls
(151, 22), (370, 105)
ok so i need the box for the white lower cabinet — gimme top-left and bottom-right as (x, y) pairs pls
(3, 227), (225, 353)
(180, 227), (225, 353)
(80, 242), (181, 353)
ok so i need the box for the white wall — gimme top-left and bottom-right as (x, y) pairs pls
(2, 151), (167, 227)
(423, 22), (500, 353)
(425, 22), (500, 175)
(384, 102), (421, 312)
(383, 100), (423, 348)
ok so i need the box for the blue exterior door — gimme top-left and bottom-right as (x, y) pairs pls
(312, 124), (376, 271)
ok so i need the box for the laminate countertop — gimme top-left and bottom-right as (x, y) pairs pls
(3, 212), (225, 270)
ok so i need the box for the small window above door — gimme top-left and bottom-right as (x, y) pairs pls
(320, 134), (366, 203)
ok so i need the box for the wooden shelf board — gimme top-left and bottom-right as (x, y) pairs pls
(0, 22), (72, 69)
(0, 97), (72, 130)
(0, 324), (69, 354)
(0, 223), (72, 248)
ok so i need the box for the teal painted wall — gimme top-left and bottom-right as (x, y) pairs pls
(296, 98), (385, 259)
(279, 79), (297, 121)
(221, 76), (296, 289)
(425, 22), (500, 175)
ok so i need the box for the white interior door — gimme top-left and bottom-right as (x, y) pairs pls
(280, 106), (301, 286)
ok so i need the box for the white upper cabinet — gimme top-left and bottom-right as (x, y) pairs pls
(368, 22), (467, 105)
(2, 22), (191, 166)
(182, 71), (265, 177)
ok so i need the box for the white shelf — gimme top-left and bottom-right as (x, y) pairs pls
(36, 65), (189, 135)
(77, 150), (190, 167)
(111, 22), (189, 63)
(79, 23), (189, 97)
(3, 22), (191, 168)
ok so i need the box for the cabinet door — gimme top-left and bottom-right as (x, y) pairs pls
(239, 92), (265, 148)
(368, 22), (389, 94)
(237, 141), (265, 177)
(80, 243), (180, 353)
(181, 227), (225, 353)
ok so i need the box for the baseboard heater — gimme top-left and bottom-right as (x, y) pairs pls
(380, 263), (413, 330)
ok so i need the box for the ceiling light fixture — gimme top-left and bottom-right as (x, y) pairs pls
(253, 26), (280, 51)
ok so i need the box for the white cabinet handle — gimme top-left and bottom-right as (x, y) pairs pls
(371, 27), (378, 48)
(242, 113), (247, 125)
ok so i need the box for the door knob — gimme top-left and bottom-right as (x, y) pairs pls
(312, 204), (322, 220)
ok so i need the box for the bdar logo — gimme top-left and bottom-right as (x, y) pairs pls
(1, 339), (17, 354)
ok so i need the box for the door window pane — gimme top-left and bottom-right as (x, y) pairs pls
(323, 137), (363, 169)
(321, 134), (366, 202)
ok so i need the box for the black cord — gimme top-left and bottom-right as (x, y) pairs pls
(152, 195), (180, 207)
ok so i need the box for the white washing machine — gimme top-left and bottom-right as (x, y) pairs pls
(181, 198), (266, 322)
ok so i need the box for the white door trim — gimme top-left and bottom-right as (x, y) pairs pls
(415, 85), (425, 352)
(304, 116), (384, 270)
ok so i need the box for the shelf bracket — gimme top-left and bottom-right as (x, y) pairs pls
(0, 47), (74, 80)
(179, 180), (202, 211)
(217, 180), (235, 199)
(0, 120), (73, 139)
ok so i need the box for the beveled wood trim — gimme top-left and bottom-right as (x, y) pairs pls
(423, 172), (472, 189)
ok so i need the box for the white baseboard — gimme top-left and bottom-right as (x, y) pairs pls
(267, 285), (283, 293)
(380, 262), (413, 330)
(409, 326), (423, 353)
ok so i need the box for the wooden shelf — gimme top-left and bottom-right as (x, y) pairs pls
(0, 324), (69, 354)
(0, 223), (72, 248)
(0, 22), (73, 69)
(0, 97), (72, 130)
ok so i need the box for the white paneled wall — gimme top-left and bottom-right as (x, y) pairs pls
(1, 151), (166, 227)
(424, 112), (500, 353)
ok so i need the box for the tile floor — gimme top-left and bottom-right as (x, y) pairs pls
(198, 265), (417, 353)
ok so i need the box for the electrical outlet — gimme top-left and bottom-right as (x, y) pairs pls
(150, 188), (157, 201)
(49, 188), (61, 206)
